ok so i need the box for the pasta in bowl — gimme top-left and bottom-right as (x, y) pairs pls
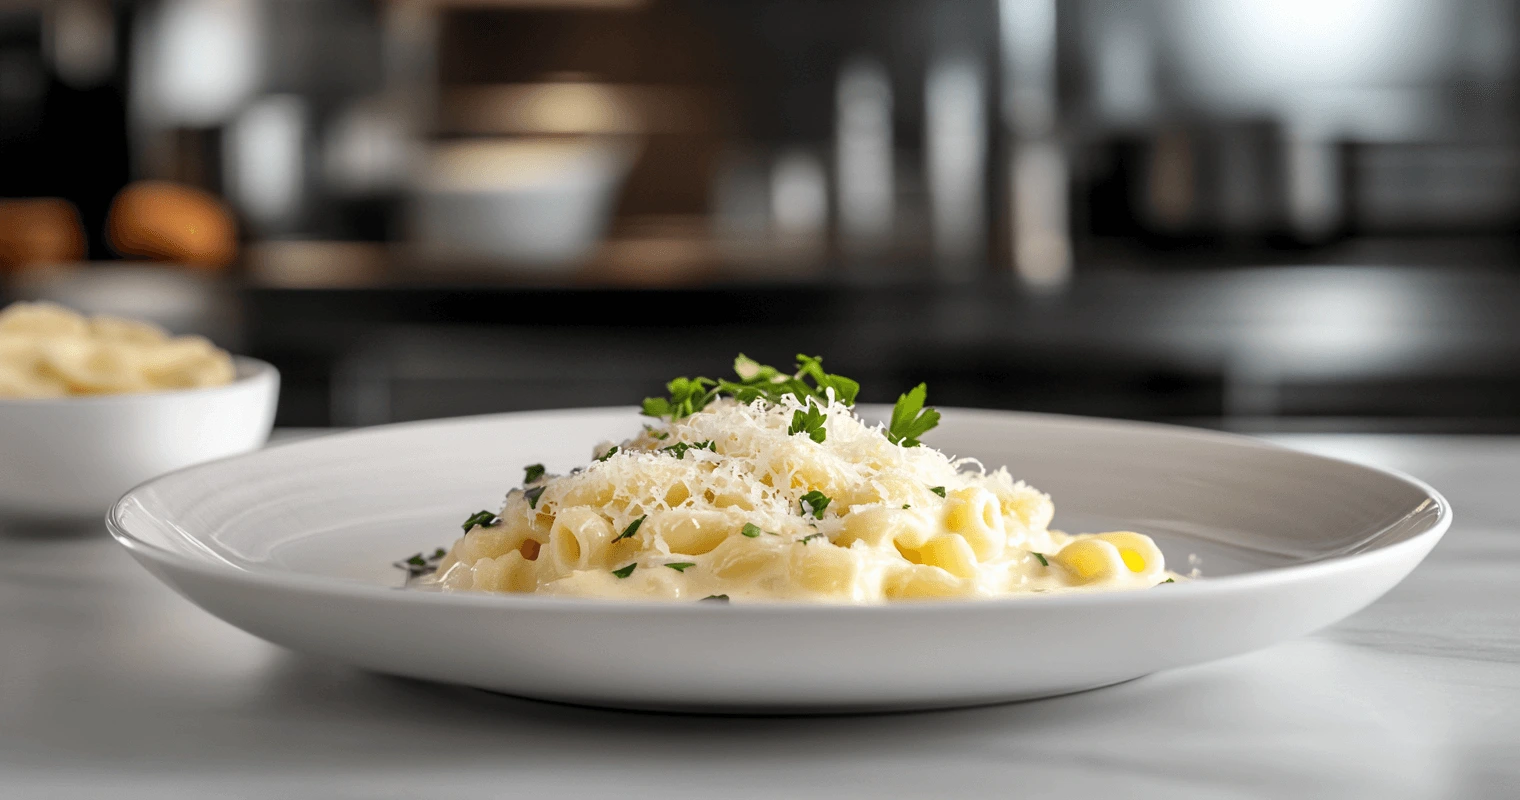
(414, 355), (1173, 602)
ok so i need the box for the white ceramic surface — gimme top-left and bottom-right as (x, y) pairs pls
(107, 408), (1449, 713)
(0, 358), (278, 520)
(410, 137), (638, 268)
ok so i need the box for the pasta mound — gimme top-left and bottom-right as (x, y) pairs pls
(0, 301), (235, 398)
(427, 394), (1171, 602)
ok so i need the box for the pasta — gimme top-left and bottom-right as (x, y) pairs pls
(0, 301), (235, 398)
(419, 354), (1176, 603)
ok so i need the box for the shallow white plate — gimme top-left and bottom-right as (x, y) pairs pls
(109, 408), (1449, 713)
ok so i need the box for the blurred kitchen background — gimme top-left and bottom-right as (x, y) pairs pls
(4, 0), (1520, 430)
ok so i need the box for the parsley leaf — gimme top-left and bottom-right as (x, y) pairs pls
(523, 463), (545, 483)
(462, 510), (499, 532)
(597, 446), (619, 462)
(929, 486), (947, 498)
(611, 563), (637, 578)
(665, 562), (697, 572)
(524, 486), (546, 509)
(741, 523), (763, 538)
(887, 383), (940, 447)
(1161, 577), (1176, 584)
(902, 503), (911, 509)
(641, 376), (718, 420)
(1032, 551), (1049, 567)
(614, 515), (646, 542)
(405, 553), (427, 567)
(788, 401), (828, 443)
(800, 532), (826, 545)
(701, 594), (730, 602)
(794, 354), (859, 405)
(799, 490), (831, 519)
(661, 440), (715, 460)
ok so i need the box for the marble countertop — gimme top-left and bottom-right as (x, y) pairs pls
(2, 433), (1516, 799)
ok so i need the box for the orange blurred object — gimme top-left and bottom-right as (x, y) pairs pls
(0, 199), (88, 271)
(107, 181), (238, 269)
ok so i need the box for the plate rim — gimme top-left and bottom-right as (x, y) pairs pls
(106, 407), (1453, 615)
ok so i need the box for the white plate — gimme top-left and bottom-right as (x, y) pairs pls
(108, 408), (1449, 713)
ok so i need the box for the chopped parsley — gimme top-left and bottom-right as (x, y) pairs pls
(799, 532), (826, 545)
(643, 425), (670, 441)
(788, 401), (828, 443)
(394, 547), (449, 577)
(523, 463), (545, 483)
(642, 354), (860, 421)
(929, 486), (947, 498)
(597, 446), (620, 462)
(701, 594), (730, 602)
(524, 486), (546, 509)
(902, 503), (911, 509)
(799, 490), (831, 519)
(665, 562), (697, 572)
(661, 440), (715, 460)
(461, 510), (499, 532)
(741, 523), (763, 538)
(611, 563), (637, 579)
(1161, 577), (1175, 584)
(1032, 552), (1049, 567)
(887, 383), (940, 447)
(614, 515), (646, 542)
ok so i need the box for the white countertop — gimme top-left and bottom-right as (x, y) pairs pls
(2, 433), (1516, 799)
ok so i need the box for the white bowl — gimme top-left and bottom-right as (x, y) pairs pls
(0, 357), (278, 520)
(108, 408), (1448, 713)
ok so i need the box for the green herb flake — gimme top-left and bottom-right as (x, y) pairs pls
(665, 562), (697, 572)
(660, 440), (715, 460)
(611, 563), (638, 579)
(1161, 577), (1176, 584)
(902, 504), (911, 509)
(405, 553), (427, 567)
(799, 532), (826, 545)
(741, 523), (763, 538)
(643, 425), (670, 441)
(614, 515), (647, 542)
(799, 490), (832, 519)
(462, 510), (499, 532)
(524, 486), (546, 509)
(597, 446), (620, 462)
(430, 548), (447, 560)
(523, 463), (545, 484)
(887, 383), (940, 447)
(701, 594), (730, 603)
(787, 401), (828, 443)
(1032, 552), (1049, 567)
(929, 486), (947, 498)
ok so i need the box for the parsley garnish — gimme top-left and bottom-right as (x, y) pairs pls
(929, 486), (946, 498)
(741, 523), (762, 538)
(611, 563), (637, 578)
(642, 354), (860, 421)
(1161, 577), (1175, 584)
(902, 504), (911, 509)
(597, 446), (620, 462)
(614, 515), (646, 542)
(661, 440), (715, 460)
(462, 510), (499, 532)
(394, 547), (449, 576)
(1032, 551), (1049, 567)
(800, 532), (825, 545)
(665, 562), (696, 572)
(788, 401), (828, 443)
(799, 490), (831, 519)
(887, 383), (940, 447)
(701, 594), (730, 602)
(524, 486), (546, 509)
(643, 425), (669, 441)
(523, 463), (545, 483)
